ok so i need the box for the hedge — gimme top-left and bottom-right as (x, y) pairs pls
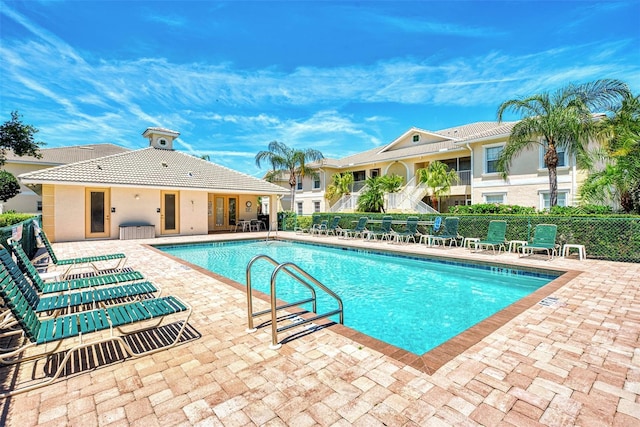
(283, 212), (640, 263)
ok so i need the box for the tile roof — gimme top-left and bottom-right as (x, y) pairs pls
(322, 121), (517, 168)
(5, 143), (130, 165)
(18, 147), (288, 194)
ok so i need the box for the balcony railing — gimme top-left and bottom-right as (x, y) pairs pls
(456, 170), (471, 186)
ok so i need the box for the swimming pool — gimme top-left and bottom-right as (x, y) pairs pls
(158, 239), (557, 354)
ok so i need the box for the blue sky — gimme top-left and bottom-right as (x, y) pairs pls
(1, 1), (639, 177)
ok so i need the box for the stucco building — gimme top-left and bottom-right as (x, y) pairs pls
(19, 127), (287, 242)
(287, 121), (582, 214)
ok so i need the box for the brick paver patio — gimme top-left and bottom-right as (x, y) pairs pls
(0, 231), (638, 426)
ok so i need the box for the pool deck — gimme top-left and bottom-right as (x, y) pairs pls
(1, 231), (639, 426)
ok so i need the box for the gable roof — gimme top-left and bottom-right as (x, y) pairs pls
(322, 121), (517, 168)
(5, 143), (130, 165)
(18, 147), (288, 195)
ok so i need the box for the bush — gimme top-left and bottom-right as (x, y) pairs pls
(550, 205), (613, 215)
(449, 204), (537, 215)
(0, 212), (36, 227)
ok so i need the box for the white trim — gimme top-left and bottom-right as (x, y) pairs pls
(474, 175), (573, 188)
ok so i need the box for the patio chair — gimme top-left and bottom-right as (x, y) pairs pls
(428, 217), (461, 247)
(319, 216), (342, 236)
(341, 217), (369, 239)
(520, 224), (558, 260)
(0, 265), (191, 398)
(8, 240), (145, 294)
(472, 220), (507, 254)
(368, 216), (394, 241)
(418, 216), (442, 245)
(32, 221), (127, 277)
(0, 245), (158, 316)
(393, 217), (420, 244)
(310, 220), (328, 236)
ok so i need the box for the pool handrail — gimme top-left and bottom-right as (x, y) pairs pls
(245, 254), (344, 349)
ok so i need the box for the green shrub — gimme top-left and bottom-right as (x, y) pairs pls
(0, 213), (36, 227)
(449, 204), (536, 215)
(549, 205), (613, 215)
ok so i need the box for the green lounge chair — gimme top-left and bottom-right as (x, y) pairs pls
(472, 220), (507, 254)
(319, 216), (341, 236)
(8, 240), (145, 294)
(369, 216), (394, 241)
(32, 221), (127, 277)
(310, 219), (328, 236)
(393, 217), (420, 243)
(0, 245), (158, 315)
(341, 217), (369, 239)
(520, 224), (558, 260)
(429, 217), (461, 247)
(0, 266), (191, 398)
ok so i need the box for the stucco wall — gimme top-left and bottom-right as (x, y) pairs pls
(52, 185), (86, 242)
(177, 190), (208, 235)
(2, 162), (52, 213)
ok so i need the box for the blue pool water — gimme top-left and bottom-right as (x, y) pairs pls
(158, 240), (556, 354)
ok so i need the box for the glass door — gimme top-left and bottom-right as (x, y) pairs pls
(161, 191), (180, 235)
(85, 188), (111, 238)
(213, 196), (237, 231)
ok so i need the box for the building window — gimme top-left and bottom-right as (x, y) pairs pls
(314, 201), (320, 212)
(483, 193), (506, 204)
(313, 178), (321, 189)
(539, 146), (568, 169)
(412, 134), (420, 142)
(484, 145), (504, 174)
(370, 168), (380, 178)
(297, 181), (303, 190)
(37, 201), (42, 212)
(296, 202), (303, 215)
(352, 170), (366, 182)
(540, 191), (568, 209)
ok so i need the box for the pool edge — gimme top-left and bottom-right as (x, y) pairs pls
(143, 240), (580, 376)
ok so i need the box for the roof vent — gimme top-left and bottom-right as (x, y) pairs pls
(161, 162), (168, 167)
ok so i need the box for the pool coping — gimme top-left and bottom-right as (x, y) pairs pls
(144, 238), (581, 375)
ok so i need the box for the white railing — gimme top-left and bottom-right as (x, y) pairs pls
(330, 185), (367, 212)
(386, 176), (438, 213)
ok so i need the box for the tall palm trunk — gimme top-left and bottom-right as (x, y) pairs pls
(544, 140), (560, 207)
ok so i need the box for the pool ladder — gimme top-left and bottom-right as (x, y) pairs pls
(245, 254), (344, 349)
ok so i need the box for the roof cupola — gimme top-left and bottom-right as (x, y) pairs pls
(142, 127), (180, 150)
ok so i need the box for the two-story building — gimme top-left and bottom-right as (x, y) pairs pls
(283, 121), (581, 214)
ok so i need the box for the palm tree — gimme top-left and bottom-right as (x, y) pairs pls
(255, 141), (324, 209)
(580, 93), (640, 212)
(417, 160), (459, 212)
(325, 172), (354, 203)
(357, 176), (385, 212)
(497, 79), (630, 207)
(378, 174), (404, 193)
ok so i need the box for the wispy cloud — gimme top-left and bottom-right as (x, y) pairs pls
(145, 12), (187, 28)
(371, 14), (507, 38)
(1, 1), (638, 174)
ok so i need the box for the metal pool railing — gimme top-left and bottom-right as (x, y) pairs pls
(245, 254), (344, 349)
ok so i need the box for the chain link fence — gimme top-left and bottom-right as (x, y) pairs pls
(283, 212), (640, 263)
